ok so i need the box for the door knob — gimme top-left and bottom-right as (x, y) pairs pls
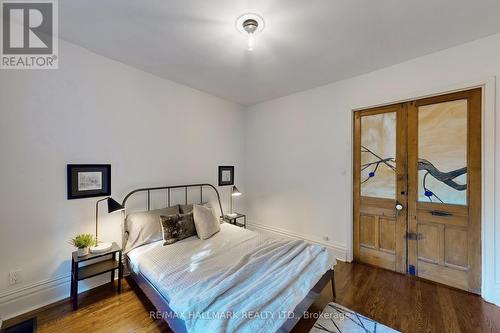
(395, 202), (403, 211)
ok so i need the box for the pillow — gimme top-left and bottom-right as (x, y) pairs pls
(179, 202), (210, 214)
(159, 213), (196, 245)
(124, 205), (179, 252)
(192, 204), (220, 240)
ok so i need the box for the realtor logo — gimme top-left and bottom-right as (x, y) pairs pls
(1, 0), (58, 69)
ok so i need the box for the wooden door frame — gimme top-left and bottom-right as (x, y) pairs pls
(347, 77), (497, 304)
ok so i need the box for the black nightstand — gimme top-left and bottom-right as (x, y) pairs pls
(223, 213), (247, 229)
(71, 242), (122, 310)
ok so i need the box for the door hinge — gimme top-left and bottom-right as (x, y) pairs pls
(406, 232), (423, 240)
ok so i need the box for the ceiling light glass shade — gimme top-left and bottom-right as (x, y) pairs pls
(247, 33), (255, 51)
(232, 186), (242, 196)
(236, 13), (265, 52)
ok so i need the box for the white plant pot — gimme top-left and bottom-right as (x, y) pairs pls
(77, 247), (89, 257)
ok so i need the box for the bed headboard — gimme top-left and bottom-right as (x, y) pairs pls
(121, 183), (224, 249)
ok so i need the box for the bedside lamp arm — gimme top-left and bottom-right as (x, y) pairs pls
(95, 197), (108, 244)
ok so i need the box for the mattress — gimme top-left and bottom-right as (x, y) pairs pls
(129, 223), (263, 300)
(127, 223), (335, 303)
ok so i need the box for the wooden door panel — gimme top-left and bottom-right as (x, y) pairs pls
(360, 197), (396, 217)
(360, 246), (396, 271)
(418, 202), (469, 215)
(417, 223), (441, 264)
(359, 213), (397, 253)
(379, 218), (396, 253)
(354, 104), (406, 273)
(416, 211), (468, 227)
(359, 215), (376, 248)
(416, 202), (468, 226)
(360, 206), (395, 218)
(444, 228), (468, 268)
(417, 261), (468, 291)
(407, 88), (481, 293)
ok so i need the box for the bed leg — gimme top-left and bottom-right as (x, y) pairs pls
(331, 269), (336, 301)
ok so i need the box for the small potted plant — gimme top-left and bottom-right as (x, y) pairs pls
(69, 234), (96, 257)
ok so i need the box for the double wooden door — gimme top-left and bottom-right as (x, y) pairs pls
(353, 88), (481, 293)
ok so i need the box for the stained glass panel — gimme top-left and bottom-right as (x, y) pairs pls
(418, 99), (467, 205)
(360, 112), (396, 199)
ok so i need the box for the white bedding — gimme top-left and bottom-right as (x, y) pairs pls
(128, 223), (335, 333)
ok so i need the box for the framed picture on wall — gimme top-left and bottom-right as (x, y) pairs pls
(67, 164), (111, 199)
(218, 166), (234, 186)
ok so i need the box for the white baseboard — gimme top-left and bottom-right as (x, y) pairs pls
(482, 283), (500, 307)
(490, 284), (500, 306)
(0, 274), (70, 320)
(0, 273), (113, 320)
(247, 221), (348, 262)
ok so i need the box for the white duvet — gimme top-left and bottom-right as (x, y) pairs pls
(128, 223), (333, 333)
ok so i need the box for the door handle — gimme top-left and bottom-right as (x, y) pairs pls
(395, 202), (404, 216)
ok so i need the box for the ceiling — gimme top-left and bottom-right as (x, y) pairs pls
(59, 0), (500, 105)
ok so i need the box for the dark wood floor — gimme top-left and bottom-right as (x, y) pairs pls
(5, 262), (500, 332)
(295, 262), (500, 333)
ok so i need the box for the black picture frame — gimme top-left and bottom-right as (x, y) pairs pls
(67, 164), (111, 200)
(218, 166), (234, 186)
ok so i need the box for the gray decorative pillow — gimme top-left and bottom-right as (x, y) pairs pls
(125, 205), (180, 252)
(160, 213), (197, 245)
(192, 204), (220, 240)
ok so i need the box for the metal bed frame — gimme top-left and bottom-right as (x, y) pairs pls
(121, 183), (224, 250)
(121, 183), (335, 333)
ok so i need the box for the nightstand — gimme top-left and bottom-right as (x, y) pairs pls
(223, 213), (246, 229)
(71, 242), (122, 310)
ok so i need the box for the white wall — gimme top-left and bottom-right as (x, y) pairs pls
(3, 27), (500, 322)
(244, 32), (500, 305)
(0, 39), (245, 319)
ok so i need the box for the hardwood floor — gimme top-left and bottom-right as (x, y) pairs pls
(294, 262), (500, 333)
(4, 262), (500, 332)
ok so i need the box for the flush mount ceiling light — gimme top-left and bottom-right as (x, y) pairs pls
(236, 13), (265, 51)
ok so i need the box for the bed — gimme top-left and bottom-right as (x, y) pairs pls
(121, 184), (336, 333)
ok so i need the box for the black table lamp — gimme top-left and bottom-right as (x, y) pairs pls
(90, 197), (124, 254)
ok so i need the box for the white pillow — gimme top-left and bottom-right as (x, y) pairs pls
(192, 204), (220, 240)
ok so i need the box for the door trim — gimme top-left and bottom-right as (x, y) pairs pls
(347, 77), (497, 304)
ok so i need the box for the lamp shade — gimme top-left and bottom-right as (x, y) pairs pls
(231, 186), (242, 197)
(107, 197), (124, 213)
